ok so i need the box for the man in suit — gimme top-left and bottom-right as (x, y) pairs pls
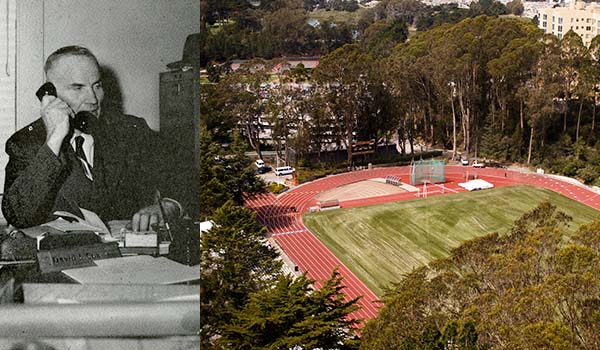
(2, 46), (181, 231)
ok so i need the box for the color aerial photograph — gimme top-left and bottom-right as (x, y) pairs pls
(0, 1), (199, 349)
(200, 0), (600, 349)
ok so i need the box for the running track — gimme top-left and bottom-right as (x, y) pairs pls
(245, 165), (600, 324)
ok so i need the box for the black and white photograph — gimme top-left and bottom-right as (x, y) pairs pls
(0, 0), (200, 348)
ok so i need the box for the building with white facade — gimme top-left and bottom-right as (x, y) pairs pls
(538, 0), (600, 46)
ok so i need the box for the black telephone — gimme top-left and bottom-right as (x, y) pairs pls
(36, 82), (95, 133)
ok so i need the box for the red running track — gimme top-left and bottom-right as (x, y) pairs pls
(245, 165), (600, 324)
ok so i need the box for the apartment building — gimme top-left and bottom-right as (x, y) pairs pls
(538, 0), (600, 46)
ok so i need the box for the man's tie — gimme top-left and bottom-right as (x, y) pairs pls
(75, 136), (93, 180)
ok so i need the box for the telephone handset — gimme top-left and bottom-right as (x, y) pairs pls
(36, 82), (95, 133)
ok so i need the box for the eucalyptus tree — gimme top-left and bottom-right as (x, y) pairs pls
(427, 16), (492, 157)
(313, 44), (381, 165)
(201, 83), (238, 143)
(316, 19), (354, 54)
(413, 24), (465, 158)
(213, 59), (271, 159)
(386, 17), (530, 159)
(361, 18), (409, 59)
(522, 34), (563, 164)
(588, 35), (600, 130)
(487, 30), (543, 133)
(362, 201), (600, 350)
(573, 55), (593, 143)
(386, 34), (439, 156)
(483, 20), (543, 160)
(506, 0), (524, 15)
(420, 22), (476, 157)
(559, 30), (589, 134)
(449, 15), (527, 157)
(256, 0), (313, 58)
(372, 0), (426, 26)
(264, 67), (304, 166)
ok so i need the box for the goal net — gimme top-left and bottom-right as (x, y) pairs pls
(410, 159), (446, 185)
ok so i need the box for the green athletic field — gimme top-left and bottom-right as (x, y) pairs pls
(303, 185), (600, 296)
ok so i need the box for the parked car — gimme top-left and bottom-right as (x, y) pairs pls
(255, 159), (265, 168)
(275, 166), (295, 176)
(461, 158), (469, 166)
(257, 165), (272, 174)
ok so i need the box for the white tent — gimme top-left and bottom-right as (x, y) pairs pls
(200, 221), (214, 233)
(458, 179), (494, 191)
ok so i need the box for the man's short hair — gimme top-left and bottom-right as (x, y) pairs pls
(44, 45), (100, 74)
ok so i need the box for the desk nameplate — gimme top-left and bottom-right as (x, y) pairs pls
(37, 242), (121, 274)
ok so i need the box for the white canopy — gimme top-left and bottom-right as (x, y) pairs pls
(200, 221), (214, 232)
(458, 179), (494, 191)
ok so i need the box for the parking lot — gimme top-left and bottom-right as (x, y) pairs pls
(257, 164), (294, 185)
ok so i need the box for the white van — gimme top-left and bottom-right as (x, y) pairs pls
(472, 160), (485, 168)
(275, 166), (295, 176)
(255, 159), (265, 168)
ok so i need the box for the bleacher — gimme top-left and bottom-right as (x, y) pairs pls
(317, 199), (340, 211)
(385, 175), (402, 186)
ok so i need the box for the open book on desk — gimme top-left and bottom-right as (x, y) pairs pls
(49, 209), (109, 235)
(20, 209), (109, 236)
(19, 208), (112, 249)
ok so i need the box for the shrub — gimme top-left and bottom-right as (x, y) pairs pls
(268, 182), (287, 194)
(561, 157), (585, 177)
(576, 165), (600, 185)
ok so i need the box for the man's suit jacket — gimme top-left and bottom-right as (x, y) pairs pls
(2, 113), (165, 228)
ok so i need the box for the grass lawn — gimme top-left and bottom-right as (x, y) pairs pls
(303, 185), (600, 296)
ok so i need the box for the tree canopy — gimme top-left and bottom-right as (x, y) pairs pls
(204, 14), (600, 183)
(219, 270), (361, 350)
(361, 202), (600, 350)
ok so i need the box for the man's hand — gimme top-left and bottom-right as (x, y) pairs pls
(130, 199), (182, 232)
(41, 95), (72, 156)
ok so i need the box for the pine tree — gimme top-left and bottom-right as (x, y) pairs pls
(223, 130), (266, 206)
(201, 200), (282, 348)
(220, 270), (361, 350)
(199, 125), (232, 220)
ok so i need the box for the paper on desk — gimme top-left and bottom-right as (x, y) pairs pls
(62, 255), (199, 285)
(51, 209), (109, 235)
(19, 209), (111, 249)
(20, 219), (91, 250)
(125, 232), (158, 247)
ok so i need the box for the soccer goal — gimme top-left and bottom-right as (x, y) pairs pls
(410, 159), (446, 185)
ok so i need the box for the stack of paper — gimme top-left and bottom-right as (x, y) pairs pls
(125, 231), (157, 247)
